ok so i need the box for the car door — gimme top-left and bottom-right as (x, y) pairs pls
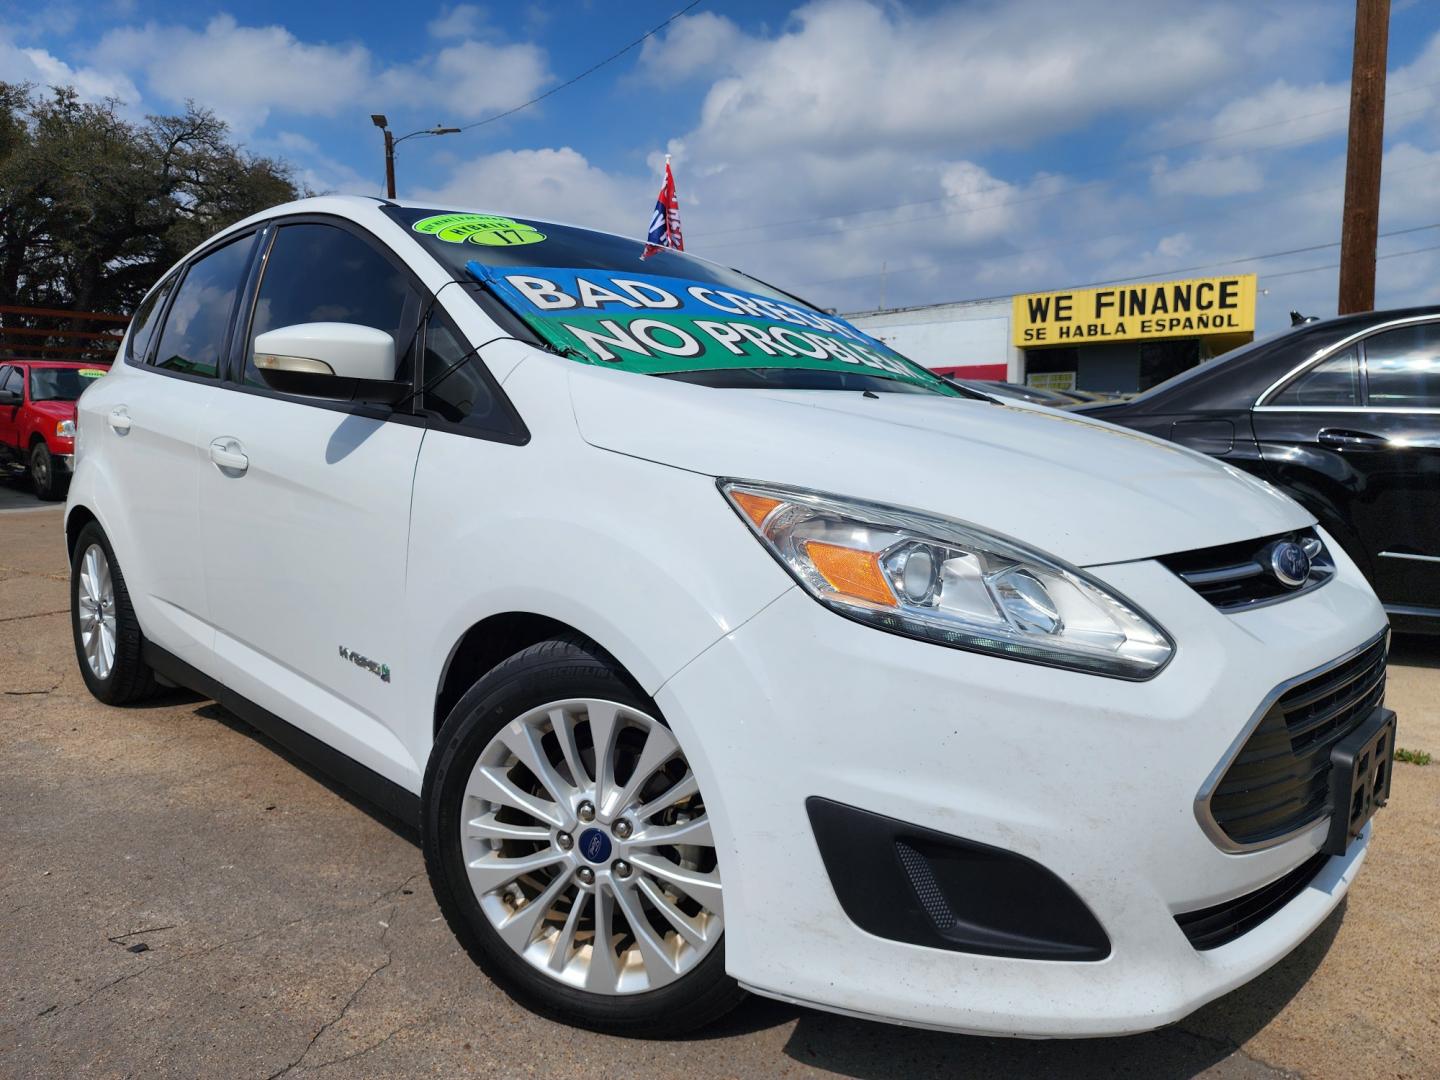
(101, 238), (254, 662)
(0, 366), (20, 452)
(1347, 320), (1440, 611)
(196, 218), (428, 789)
(1251, 319), (1440, 613)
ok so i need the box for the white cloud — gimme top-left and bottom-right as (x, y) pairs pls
(1156, 233), (1192, 259)
(428, 5), (489, 39)
(674, 0), (1280, 156)
(378, 39), (550, 121)
(1150, 155), (1265, 197)
(266, 131), (377, 196)
(96, 16), (372, 132)
(0, 38), (140, 105)
(1199, 80), (1351, 152)
(91, 13), (550, 133)
(637, 12), (747, 82)
(413, 147), (651, 238)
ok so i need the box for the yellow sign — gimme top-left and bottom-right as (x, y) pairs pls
(1013, 274), (1256, 348)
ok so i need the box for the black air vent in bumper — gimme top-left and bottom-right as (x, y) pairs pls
(806, 797), (1111, 961)
(1175, 853), (1330, 950)
(1204, 633), (1388, 848)
(1160, 528), (1333, 611)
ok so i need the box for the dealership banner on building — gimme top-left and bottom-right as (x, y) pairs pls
(1012, 274), (1257, 347)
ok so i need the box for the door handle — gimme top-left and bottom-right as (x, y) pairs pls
(208, 437), (249, 474)
(1318, 428), (1387, 451)
(108, 407), (132, 434)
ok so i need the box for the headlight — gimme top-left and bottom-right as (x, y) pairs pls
(721, 481), (1173, 680)
(56, 420), (76, 438)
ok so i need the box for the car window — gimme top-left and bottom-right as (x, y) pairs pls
(0, 366), (18, 397)
(29, 367), (92, 402)
(126, 275), (176, 365)
(421, 309), (515, 434)
(244, 223), (421, 388)
(1363, 322), (1440, 407)
(1270, 346), (1360, 407)
(152, 237), (254, 378)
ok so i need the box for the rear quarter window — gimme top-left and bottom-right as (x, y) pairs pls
(126, 275), (176, 365)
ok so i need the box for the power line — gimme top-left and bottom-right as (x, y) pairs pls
(1059, 222), (1440, 290)
(699, 101), (1437, 254)
(1262, 240), (1440, 281)
(689, 77), (1440, 244)
(861, 222), (1440, 308)
(796, 156), (1440, 289)
(457, 0), (704, 133)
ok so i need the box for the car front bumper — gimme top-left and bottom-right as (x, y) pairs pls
(655, 543), (1388, 1037)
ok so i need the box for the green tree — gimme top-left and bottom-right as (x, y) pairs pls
(0, 82), (298, 348)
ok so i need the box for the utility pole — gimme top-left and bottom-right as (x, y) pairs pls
(370, 115), (460, 200)
(1337, 0), (1390, 314)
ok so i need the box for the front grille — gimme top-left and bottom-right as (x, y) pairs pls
(1205, 635), (1387, 847)
(1175, 853), (1330, 950)
(1160, 528), (1333, 611)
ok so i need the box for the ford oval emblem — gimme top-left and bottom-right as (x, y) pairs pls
(1269, 541), (1311, 589)
(578, 828), (612, 864)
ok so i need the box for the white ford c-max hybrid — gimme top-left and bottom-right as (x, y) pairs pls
(67, 196), (1395, 1037)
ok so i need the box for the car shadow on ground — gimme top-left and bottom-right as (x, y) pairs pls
(170, 692), (1346, 1071)
(0, 472), (48, 510)
(771, 903), (1344, 1078)
(189, 699), (421, 844)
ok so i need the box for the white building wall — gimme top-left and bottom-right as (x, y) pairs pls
(845, 297), (1021, 379)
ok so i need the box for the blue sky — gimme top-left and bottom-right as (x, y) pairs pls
(4, 0), (1440, 329)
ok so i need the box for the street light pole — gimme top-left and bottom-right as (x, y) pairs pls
(371, 114), (461, 200)
(382, 128), (396, 199)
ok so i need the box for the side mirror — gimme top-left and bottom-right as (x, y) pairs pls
(253, 323), (409, 405)
(0, 388), (20, 407)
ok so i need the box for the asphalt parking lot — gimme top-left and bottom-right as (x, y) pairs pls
(2, 499), (1437, 1079)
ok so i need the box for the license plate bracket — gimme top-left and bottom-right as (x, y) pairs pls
(1322, 707), (1396, 856)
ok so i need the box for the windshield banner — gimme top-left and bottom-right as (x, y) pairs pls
(465, 262), (939, 389)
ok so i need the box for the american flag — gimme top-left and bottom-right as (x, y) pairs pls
(643, 157), (683, 258)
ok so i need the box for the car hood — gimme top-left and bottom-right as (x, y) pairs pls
(567, 369), (1311, 567)
(25, 399), (76, 421)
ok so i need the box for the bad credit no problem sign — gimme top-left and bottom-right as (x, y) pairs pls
(1013, 274), (1257, 347)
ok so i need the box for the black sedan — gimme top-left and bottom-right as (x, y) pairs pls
(1081, 306), (1440, 633)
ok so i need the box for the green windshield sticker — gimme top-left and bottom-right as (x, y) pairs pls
(412, 213), (546, 247)
(78, 368), (106, 378)
(465, 261), (954, 393)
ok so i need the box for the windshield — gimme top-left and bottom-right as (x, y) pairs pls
(386, 206), (953, 396)
(29, 366), (104, 402)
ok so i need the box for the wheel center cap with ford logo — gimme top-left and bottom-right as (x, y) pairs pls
(1268, 541), (1311, 589)
(578, 828), (612, 864)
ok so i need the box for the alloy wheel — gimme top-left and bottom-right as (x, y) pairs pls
(460, 697), (722, 994)
(77, 543), (117, 680)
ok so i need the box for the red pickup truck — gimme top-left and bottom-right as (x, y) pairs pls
(0, 360), (109, 500)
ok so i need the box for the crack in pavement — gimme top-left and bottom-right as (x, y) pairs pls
(309, 1024), (408, 1073)
(0, 609), (67, 624)
(34, 914), (313, 1021)
(264, 952), (394, 1080)
(5, 684), (60, 696)
(260, 876), (419, 1079)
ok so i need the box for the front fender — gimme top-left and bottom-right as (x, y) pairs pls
(400, 413), (793, 776)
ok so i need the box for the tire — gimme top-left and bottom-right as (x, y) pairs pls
(30, 442), (64, 501)
(70, 521), (158, 705)
(422, 635), (743, 1036)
